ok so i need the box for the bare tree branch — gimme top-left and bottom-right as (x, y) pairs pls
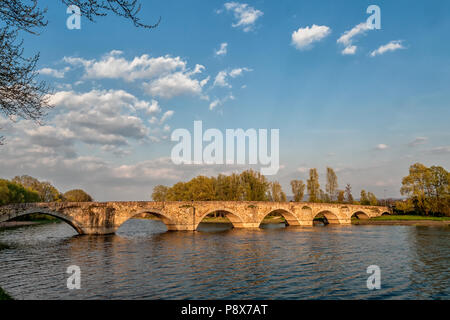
(0, 1), (159, 144)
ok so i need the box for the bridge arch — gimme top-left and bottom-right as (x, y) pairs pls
(196, 209), (244, 230)
(0, 208), (85, 234)
(313, 210), (341, 225)
(117, 209), (176, 231)
(258, 208), (301, 227)
(351, 211), (370, 220)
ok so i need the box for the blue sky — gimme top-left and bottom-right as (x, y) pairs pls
(1, 0), (449, 200)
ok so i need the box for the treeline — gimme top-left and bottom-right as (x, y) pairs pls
(151, 168), (378, 205)
(396, 163), (449, 216)
(0, 175), (93, 205)
(152, 170), (285, 201)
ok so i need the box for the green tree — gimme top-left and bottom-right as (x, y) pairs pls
(0, 179), (40, 205)
(307, 168), (320, 202)
(63, 189), (93, 202)
(337, 190), (345, 203)
(401, 163), (449, 216)
(367, 192), (378, 206)
(360, 190), (369, 205)
(325, 167), (338, 201)
(268, 181), (286, 202)
(290, 180), (305, 202)
(345, 184), (354, 204)
(151, 185), (169, 201)
(12, 175), (62, 202)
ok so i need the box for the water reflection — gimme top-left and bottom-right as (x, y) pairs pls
(0, 219), (448, 299)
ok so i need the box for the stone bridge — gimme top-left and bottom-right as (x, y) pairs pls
(0, 201), (391, 235)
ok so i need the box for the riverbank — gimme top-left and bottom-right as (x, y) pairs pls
(353, 215), (450, 226)
(0, 220), (60, 230)
(0, 287), (12, 300)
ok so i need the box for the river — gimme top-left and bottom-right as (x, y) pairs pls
(0, 220), (448, 299)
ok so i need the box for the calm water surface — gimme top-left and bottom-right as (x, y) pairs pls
(0, 220), (448, 300)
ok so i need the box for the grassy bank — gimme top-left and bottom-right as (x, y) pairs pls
(0, 287), (12, 300)
(368, 215), (450, 221)
(352, 215), (450, 226)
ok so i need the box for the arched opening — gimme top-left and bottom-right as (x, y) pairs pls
(351, 211), (370, 220)
(259, 209), (300, 229)
(381, 212), (391, 216)
(196, 210), (242, 232)
(313, 210), (340, 226)
(0, 210), (84, 235)
(116, 211), (173, 236)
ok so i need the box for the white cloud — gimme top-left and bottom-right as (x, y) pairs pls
(63, 50), (187, 82)
(38, 67), (70, 78)
(341, 45), (357, 55)
(291, 25), (331, 50)
(160, 110), (174, 123)
(47, 89), (172, 148)
(209, 94), (235, 110)
(337, 22), (371, 47)
(370, 40), (405, 57)
(376, 144), (389, 150)
(213, 68), (252, 88)
(408, 137), (428, 147)
(214, 71), (231, 88)
(430, 146), (450, 154)
(223, 2), (263, 32)
(337, 22), (371, 55)
(144, 69), (209, 99)
(215, 42), (228, 56)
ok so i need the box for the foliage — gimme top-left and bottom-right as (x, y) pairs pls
(155, 170), (275, 202)
(345, 184), (354, 204)
(307, 168), (320, 202)
(267, 181), (286, 202)
(290, 179), (305, 202)
(151, 185), (169, 201)
(326, 167), (338, 201)
(0, 286), (12, 300)
(337, 190), (345, 203)
(399, 163), (449, 216)
(0, 178), (40, 205)
(63, 189), (93, 202)
(12, 175), (62, 202)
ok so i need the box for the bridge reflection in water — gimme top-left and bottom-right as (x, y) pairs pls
(0, 201), (391, 235)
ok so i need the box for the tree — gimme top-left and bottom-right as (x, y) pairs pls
(345, 184), (354, 204)
(368, 192), (378, 206)
(290, 180), (305, 202)
(325, 167), (338, 201)
(337, 190), (345, 203)
(268, 181), (286, 202)
(151, 185), (168, 201)
(401, 163), (449, 216)
(360, 190), (369, 205)
(0, 0), (160, 142)
(307, 168), (320, 202)
(12, 175), (61, 202)
(63, 189), (93, 202)
(0, 178), (40, 205)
